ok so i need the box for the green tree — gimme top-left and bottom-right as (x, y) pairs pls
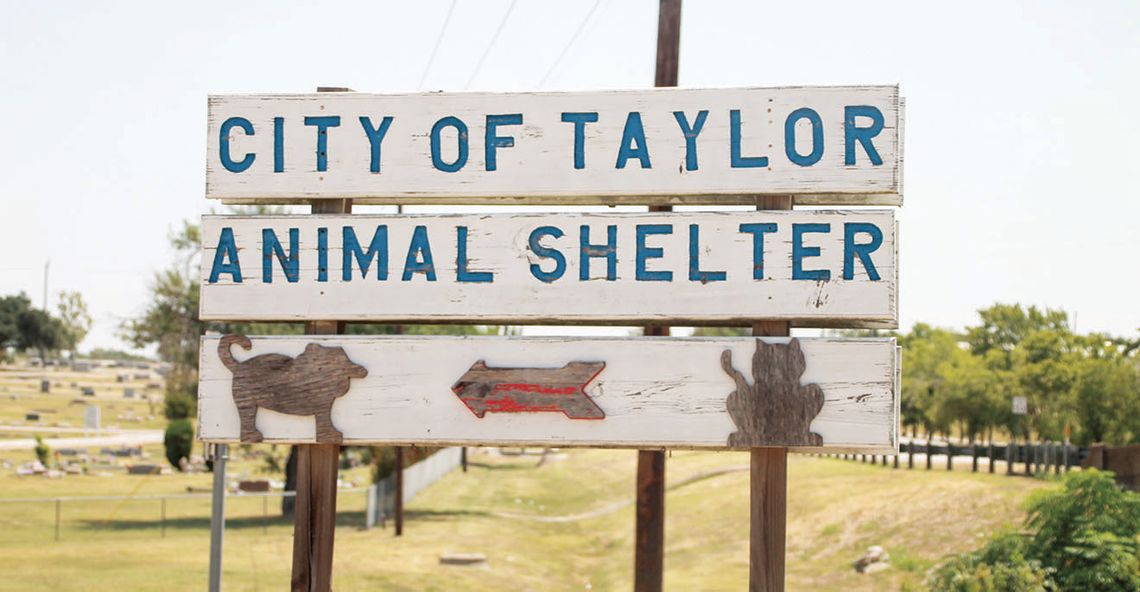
(1072, 357), (1140, 445)
(56, 290), (92, 356)
(898, 323), (962, 438)
(0, 294), (35, 358)
(17, 307), (62, 364)
(966, 304), (1069, 363)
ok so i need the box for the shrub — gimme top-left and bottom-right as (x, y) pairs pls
(33, 435), (50, 466)
(930, 470), (1140, 591)
(1025, 469), (1140, 590)
(928, 532), (1054, 592)
(164, 419), (194, 470)
(163, 388), (197, 420)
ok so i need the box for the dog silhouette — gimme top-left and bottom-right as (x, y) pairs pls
(218, 334), (368, 443)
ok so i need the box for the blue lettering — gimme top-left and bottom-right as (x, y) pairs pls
(262, 228), (299, 283)
(792, 223), (830, 281)
(303, 116), (341, 172)
(844, 105), (884, 165)
(430, 116), (468, 172)
(317, 227), (328, 282)
(402, 225), (436, 281)
(561, 112), (598, 170)
(688, 224), (725, 283)
(673, 110), (709, 171)
(739, 223), (777, 280)
(343, 226), (389, 281)
(636, 224), (673, 282)
(615, 112), (651, 169)
(528, 226), (566, 282)
(580, 225), (617, 281)
(730, 110), (767, 168)
(844, 223), (883, 281)
(359, 116), (395, 173)
(219, 117), (255, 173)
(208, 227), (242, 283)
(457, 226), (493, 282)
(273, 117), (284, 173)
(485, 113), (522, 172)
(784, 107), (824, 167)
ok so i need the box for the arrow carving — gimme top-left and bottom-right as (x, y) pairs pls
(451, 361), (606, 420)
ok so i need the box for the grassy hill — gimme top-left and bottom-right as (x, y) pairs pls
(0, 447), (1050, 591)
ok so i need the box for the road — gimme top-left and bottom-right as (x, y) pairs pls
(0, 428), (163, 451)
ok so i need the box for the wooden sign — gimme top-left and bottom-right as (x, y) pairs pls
(206, 86), (903, 205)
(198, 211), (897, 327)
(197, 334), (900, 453)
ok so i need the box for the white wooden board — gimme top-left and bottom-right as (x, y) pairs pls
(197, 335), (899, 453)
(206, 86), (902, 205)
(199, 211), (897, 327)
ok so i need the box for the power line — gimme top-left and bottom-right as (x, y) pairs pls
(538, 0), (605, 89)
(417, 0), (459, 90)
(464, 0), (520, 90)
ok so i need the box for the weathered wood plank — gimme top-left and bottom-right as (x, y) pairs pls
(197, 335), (899, 453)
(198, 211), (897, 327)
(206, 86), (902, 205)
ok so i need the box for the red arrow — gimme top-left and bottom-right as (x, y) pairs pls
(451, 361), (606, 420)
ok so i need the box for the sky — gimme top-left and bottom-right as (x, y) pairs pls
(1, 0), (1138, 352)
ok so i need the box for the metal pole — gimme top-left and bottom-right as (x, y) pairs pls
(394, 447), (404, 537)
(208, 443), (228, 592)
(635, 3), (680, 591)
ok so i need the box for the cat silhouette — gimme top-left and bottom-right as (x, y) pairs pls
(218, 334), (367, 443)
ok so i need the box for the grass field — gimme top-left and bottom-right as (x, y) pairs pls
(0, 362), (165, 435)
(0, 445), (1052, 591)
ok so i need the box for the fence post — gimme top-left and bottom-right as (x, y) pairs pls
(1063, 442), (1070, 473)
(946, 443), (954, 471)
(907, 442), (913, 470)
(971, 444), (978, 473)
(1006, 443), (1014, 475)
(987, 443), (995, 474)
(926, 440), (932, 470)
(1024, 444), (1032, 476)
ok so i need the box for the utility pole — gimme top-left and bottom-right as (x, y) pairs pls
(635, 2), (679, 591)
(42, 259), (50, 312)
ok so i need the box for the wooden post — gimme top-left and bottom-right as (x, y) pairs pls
(635, 449), (666, 591)
(988, 443), (995, 474)
(946, 443), (953, 471)
(907, 442), (914, 469)
(1007, 442), (1014, 476)
(461, 447), (468, 473)
(291, 93), (351, 591)
(634, 2), (680, 590)
(750, 194), (792, 592)
(394, 447), (404, 537)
